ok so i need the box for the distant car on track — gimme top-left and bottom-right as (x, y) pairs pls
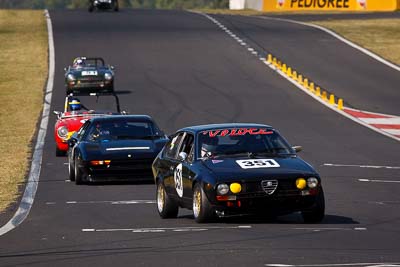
(54, 94), (122, 157)
(152, 123), (325, 223)
(65, 57), (115, 95)
(68, 115), (168, 184)
(89, 0), (119, 12)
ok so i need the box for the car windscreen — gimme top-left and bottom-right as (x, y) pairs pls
(198, 128), (294, 158)
(86, 120), (160, 141)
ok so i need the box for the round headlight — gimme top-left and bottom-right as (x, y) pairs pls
(67, 74), (76, 81)
(57, 126), (68, 138)
(104, 73), (113, 80)
(217, 184), (229, 195)
(307, 177), (319, 188)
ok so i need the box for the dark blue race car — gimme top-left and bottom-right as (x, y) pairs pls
(152, 123), (325, 223)
(68, 115), (168, 184)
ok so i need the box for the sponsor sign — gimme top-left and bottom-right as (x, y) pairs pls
(262, 0), (398, 11)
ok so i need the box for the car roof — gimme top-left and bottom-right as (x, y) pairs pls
(178, 123), (274, 134)
(89, 115), (153, 123)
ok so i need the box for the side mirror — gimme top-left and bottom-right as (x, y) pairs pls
(53, 111), (62, 119)
(64, 67), (67, 71)
(178, 152), (188, 161)
(292, 146), (303, 153)
(110, 65), (115, 70)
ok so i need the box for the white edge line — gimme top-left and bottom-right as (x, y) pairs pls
(190, 11), (400, 143)
(0, 10), (54, 236)
(255, 16), (400, 72)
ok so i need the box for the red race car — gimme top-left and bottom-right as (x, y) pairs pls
(54, 94), (122, 156)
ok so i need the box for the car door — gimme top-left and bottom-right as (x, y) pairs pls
(159, 132), (185, 198)
(175, 133), (195, 206)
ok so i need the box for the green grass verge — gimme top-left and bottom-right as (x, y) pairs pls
(0, 10), (47, 213)
(311, 18), (400, 65)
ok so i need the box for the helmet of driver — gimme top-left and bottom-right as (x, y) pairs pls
(69, 98), (81, 111)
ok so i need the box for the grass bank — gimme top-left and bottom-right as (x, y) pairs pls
(0, 10), (47, 213)
(311, 18), (400, 65)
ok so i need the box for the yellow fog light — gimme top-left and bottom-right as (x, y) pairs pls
(230, 183), (242, 194)
(296, 178), (307, 190)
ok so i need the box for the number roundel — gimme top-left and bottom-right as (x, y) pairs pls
(174, 163), (184, 197)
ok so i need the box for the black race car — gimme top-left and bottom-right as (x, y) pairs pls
(152, 123), (325, 223)
(68, 115), (168, 184)
(65, 57), (115, 95)
(89, 0), (119, 12)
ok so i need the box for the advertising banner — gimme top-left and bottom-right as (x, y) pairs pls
(263, 0), (398, 11)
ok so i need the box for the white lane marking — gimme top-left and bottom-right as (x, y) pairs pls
(323, 163), (400, 169)
(266, 263), (400, 267)
(293, 227), (367, 231)
(65, 200), (156, 205)
(82, 225), (252, 233)
(106, 146), (150, 151)
(358, 179), (400, 184)
(0, 10), (55, 236)
(255, 16), (400, 73)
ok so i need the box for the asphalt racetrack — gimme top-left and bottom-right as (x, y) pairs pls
(0, 9), (399, 267)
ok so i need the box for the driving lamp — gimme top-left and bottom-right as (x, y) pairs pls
(296, 178), (307, 190)
(230, 183), (242, 194)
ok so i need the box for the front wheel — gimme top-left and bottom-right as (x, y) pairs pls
(74, 157), (84, 185)
(68, 158), (75, 182)
(193, 184), (214, 223)
(156, 181), (178, 218)
(302, 188), (325, 223)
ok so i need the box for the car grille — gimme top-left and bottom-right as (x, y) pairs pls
(261, 180), (278, 195)
(79, 77), (103, 83)
(239, 178), (300, 198)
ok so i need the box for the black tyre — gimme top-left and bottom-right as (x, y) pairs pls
(114, 0), (119, 11)
(68, 158), (75, 182)
(88, 5), (94, 12)
(74, 157), (84, 185)
(302, 187), (325, 223)
(156, 181), (178, 218)
(193, 183), (214, 223)
(56, 147), (65, 157)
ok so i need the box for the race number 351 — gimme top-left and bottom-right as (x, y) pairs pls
(236, 159), (280, 169)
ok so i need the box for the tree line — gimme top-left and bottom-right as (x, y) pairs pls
(0, 0), (229, 9)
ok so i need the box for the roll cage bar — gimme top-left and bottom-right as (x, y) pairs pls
(63, 92), (121, 113)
